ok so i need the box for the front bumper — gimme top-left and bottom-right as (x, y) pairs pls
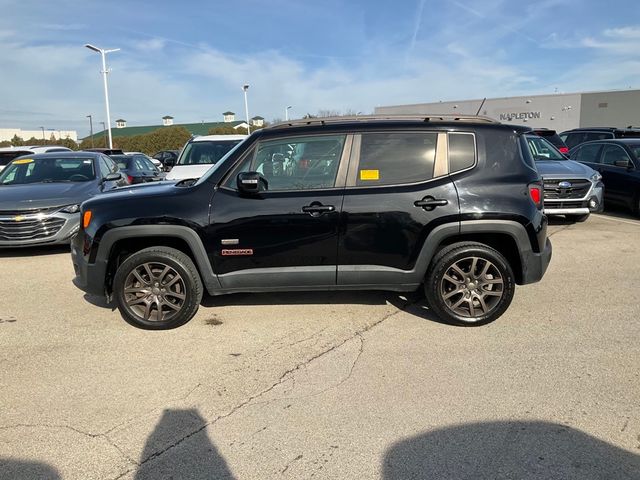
(71, 232), (108, 296)
(543, 181), (604, 216)
(0, 212), (80, 248)
(520, 238), (552, 285)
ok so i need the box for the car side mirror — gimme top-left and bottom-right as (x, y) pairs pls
(614, 160), (630, 168)
(237, 171), (268, 194)
(103, 172), (122, 182)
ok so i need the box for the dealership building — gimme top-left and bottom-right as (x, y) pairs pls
(375, 89), (640, 132)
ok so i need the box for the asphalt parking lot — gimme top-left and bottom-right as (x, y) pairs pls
(1, 213), (639, 479)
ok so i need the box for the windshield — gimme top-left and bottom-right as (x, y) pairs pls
(0, 157), (96, 185)
(177, 140), (242, 166)
(195, 139), (247, 186)
(525, 135), (566, 161)
(111, 155), (132, 169)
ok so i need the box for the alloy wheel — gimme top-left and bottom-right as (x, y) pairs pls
(440, 256), (504, 318)
(123, 262), (186, 322)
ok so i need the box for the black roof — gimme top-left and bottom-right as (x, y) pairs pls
(261, 114), (530, 135)
(576, 138), (640, 146)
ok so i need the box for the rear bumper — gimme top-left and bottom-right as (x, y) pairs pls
(520, 238), (552, 285)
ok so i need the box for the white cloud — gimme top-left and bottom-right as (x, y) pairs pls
(133, 38), (167, 52)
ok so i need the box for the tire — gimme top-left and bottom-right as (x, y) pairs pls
(113, 247), (203, 330)
(425, 242), (515, 326)
(566, 213), (590, 223)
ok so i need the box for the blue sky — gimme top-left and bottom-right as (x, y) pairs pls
(1, 0), (639, 136)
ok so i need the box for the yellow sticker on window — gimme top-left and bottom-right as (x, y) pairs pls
(359, 169), (379, 181)
(13, 158), (34, 164)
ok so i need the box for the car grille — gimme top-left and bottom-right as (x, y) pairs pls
(0, 206), (62, 216)
(543, 179), (591, 200)
(0, 217), (66, 241)
(544, 200), (586, 209)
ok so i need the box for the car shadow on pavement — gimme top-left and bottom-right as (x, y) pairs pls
(133, 408), (236, 480)
(202, 290), (448, 325)
(0, 245), (70, 258)
(0, 458), (61, 479)
(383, 420), (640, 479)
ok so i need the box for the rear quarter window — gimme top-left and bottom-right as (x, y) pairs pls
(448, 133), (476, 172)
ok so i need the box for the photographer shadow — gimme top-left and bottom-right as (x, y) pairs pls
(384, 420), (640, 479)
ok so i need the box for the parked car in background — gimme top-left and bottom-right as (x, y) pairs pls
(570, 139), (640, 216)
(164, 135), (247, 180)
(110, 154), (164, 184)
(152, 150), (180, 170)
(0, 152), (127, 247)
(125, 151), (162, 169)
(0, 146), (72, 172)
(72, 115), (552, 329)
(560, 127), (640, 150)
(524, 134), (603, 222)
(530, 128), (569, 155)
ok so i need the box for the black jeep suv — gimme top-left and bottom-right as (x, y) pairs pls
(71, 115), (552, 329)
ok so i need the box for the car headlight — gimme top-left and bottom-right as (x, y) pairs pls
(590, 172), (602, 183)
(61, 204), (81, 214)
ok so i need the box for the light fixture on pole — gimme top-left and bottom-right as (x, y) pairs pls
(85, 43), (120, 149)
(86, 115), (94, 148)
(242, 84), (251, 134)
(285, 105), (292, 121)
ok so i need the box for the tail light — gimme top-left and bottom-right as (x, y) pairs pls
(528, 182), (543, 209)
(127, 175), (134, 184)
(558, 146), (569, 155)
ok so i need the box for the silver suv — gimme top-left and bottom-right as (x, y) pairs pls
(525, 134), (604, 222)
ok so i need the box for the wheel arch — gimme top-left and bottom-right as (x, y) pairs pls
(417, 220), (534, 285)
(97, 226), (221, 295)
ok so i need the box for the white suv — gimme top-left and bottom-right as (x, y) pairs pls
(165, 135), (247, 181)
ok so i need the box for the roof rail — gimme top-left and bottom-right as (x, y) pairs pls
(267, 114), (500, 129)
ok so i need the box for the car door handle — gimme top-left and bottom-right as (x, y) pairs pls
(302, 203), (335, 216)
(414, 197), (449, 211)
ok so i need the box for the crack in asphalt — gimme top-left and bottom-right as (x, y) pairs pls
(0, 423), (138, 468)
(129, 302), (411, 475)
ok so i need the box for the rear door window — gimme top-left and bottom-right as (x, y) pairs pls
(356, 132), (438, 186)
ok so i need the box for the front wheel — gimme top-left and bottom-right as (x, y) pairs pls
(425, 242), (515, 326)
(113, 247), (203, 330)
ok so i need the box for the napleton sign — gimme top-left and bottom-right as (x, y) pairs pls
(499, 112), (542, 121)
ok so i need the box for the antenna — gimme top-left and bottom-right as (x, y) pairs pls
(475, 97), (487, 116)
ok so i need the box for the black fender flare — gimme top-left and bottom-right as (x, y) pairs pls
(97, 225), (221, 293)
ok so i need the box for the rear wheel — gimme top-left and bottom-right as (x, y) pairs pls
(113, 247), (203, 330)
(425, 242), (515, 326)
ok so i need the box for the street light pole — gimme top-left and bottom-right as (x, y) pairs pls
(85, 44), (120, 149)
(242, 84), (251, 134)
(285, 105), (292, 121)
(40, 126), (45, 141)
(86, 115), (94, 148)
